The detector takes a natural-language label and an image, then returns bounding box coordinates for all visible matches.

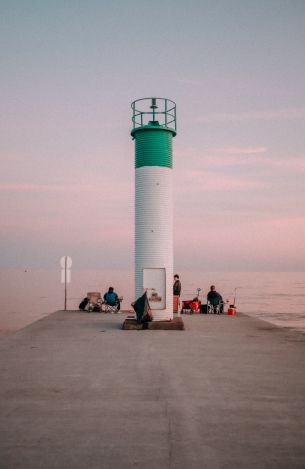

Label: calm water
[0,270,305,335]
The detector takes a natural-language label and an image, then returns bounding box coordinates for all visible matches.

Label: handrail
[131,97,177,133]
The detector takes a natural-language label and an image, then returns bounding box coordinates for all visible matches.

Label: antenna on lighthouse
[150,98,158,121]
[150,98,158,108]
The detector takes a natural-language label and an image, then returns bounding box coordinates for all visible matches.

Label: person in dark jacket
[173,274,182,313]
[173,274,181,296]
[207,285,223,313]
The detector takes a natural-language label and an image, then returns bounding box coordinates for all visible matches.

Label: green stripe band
[132,127,174,169]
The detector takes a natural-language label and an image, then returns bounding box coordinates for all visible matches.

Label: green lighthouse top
[131,97,177,138]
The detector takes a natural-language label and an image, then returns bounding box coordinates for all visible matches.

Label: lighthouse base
[122,316,184,331]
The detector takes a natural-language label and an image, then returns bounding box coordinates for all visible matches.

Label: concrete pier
[1,311,305,468]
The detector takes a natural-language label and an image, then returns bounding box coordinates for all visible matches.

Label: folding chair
[207,301,223,314]
[101,297,123,313]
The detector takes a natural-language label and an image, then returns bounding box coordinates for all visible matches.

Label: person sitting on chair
[103,287,120,311]
[207,285,223,314]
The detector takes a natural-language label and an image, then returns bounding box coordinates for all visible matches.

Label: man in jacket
[173,274,181,296]
[207,285,223,313]
[173,274,181,313]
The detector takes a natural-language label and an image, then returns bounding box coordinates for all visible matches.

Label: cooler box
[227,306,237,315]
[182,300,200,313]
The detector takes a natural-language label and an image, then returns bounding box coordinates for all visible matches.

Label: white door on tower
[143,268,166,310]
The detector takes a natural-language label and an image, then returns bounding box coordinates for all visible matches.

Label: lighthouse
[131,98,177,321]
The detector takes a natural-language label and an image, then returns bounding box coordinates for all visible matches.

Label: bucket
[227,305,237,315]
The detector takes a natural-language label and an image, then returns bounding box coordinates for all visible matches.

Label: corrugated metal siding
[135,129,172,169]
[135,166,173,320]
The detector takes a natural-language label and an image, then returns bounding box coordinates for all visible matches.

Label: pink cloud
[175,147,199,159]
[175,146,267,160]
[175,147,268,169]
[202,155,267,167]
[0,179,134,248]
[176,148,304,173]
[174,214,305,269]
[209,146,267,154]
[201,107,305,123]
[0,183,94,193]
[0,181,133,195]
[174,169,266,192]
[271,158,305,172]
[259,215,305,228]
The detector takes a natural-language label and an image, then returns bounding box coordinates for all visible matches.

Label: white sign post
[60,256,72,311]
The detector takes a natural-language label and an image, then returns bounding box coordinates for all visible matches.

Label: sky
[1,0,305,272]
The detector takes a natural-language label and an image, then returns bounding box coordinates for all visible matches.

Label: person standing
[173,274,181,313]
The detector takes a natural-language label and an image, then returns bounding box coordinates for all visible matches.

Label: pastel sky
[1,0,304,272]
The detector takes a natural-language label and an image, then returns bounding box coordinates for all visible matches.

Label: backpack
[79,297,89,310]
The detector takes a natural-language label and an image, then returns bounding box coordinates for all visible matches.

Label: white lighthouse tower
[131,98,177,321]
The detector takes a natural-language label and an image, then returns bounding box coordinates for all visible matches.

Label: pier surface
[1,311,305,469]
